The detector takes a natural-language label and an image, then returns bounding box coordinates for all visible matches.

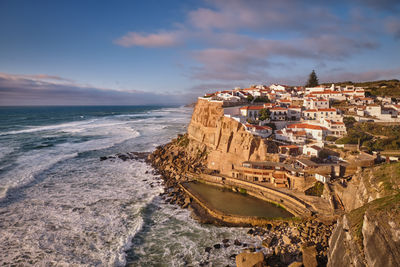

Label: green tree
[247,95,254,102]
[305,70,319,87]
[259,108,271,121]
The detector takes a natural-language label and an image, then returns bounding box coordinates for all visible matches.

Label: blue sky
[0,0,399,105]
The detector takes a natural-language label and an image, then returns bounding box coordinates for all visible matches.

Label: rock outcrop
[327,163,400,267]
[187,99,278,175]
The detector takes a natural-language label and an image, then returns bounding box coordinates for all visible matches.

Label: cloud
[188,34,378,82]
[385,17,400,39]
[114,31,181,47]
[320,68,400,83]
[0,73,193,106]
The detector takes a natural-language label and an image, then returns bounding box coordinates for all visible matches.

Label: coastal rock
[262,236,277,248]
[205,247,212,253]
[234,239,242,246]
[301,243,318,267]
[213,244,221,249]
[282,234,292,245]
[236,252,264,267]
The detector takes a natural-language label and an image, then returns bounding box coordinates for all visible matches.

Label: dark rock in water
[230,253,237,259]
[242,243,248,247]
[247,229,254,235]
[100,156,107,161]
[222,239,229,244]
[205,247,212,253]
[213,244,221,249]
[266,223,273,230]
[234,239,242,246]
[224,244,230,248]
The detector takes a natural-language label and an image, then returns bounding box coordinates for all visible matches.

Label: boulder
[213,244,221,249]
[301,243,318,267]
[282,234,292,245]
[288,261,303,267]
[236,252,265,267]
[262,236,278,248]
[234,239,242,246]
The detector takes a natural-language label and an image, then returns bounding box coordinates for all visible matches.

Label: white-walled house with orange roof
[270,107,288,121]
[302,108,343,122]
[287,123,329,141]
[239,106,264,119]
[244,124,272,138]
[303,98,330,109]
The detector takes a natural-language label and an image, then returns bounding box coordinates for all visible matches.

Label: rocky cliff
[328,163,400,267]
[187,99,278,175]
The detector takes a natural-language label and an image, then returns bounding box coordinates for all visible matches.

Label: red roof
[245,124,272,130]
[270,107,288,111]
[240,106,264,110]
[288,123,328,131]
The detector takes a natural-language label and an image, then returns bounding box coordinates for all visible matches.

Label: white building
[303,98,330,109]
[287,106,302,121]
[315,173,330,183]
[270,107,288,121]
[287,123,329,141]
[322,119,347,137]
[303,145,322,157]
[303,108,342,122]
[239,106,264,119]
[244,124,272,138]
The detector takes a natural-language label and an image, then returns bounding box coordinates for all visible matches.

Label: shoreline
[145,141,336,266]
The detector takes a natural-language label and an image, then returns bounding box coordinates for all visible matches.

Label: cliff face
[334,163,400,211]
[328,163,400,267]
[187,99,278,175]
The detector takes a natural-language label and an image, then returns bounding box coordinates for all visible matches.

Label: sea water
[0,106,260,266]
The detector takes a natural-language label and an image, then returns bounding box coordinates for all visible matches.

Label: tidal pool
[185,182,294,218]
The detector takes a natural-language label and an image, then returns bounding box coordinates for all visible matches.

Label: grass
[305,181,324,197]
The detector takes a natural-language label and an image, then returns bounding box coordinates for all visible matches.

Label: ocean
[0,106,259,266]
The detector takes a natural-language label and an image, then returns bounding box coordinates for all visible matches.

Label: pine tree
[305,70,319,87]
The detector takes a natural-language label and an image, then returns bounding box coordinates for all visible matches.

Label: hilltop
[322,79,400,97]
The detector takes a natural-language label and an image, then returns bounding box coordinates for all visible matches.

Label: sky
[0,0,399,105]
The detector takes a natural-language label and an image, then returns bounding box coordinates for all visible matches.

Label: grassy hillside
[322,79,400,97]
[336,122,400,151]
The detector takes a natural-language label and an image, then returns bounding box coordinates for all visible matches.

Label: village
[198,81,400,203]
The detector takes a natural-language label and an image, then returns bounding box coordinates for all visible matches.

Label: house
[302,108,342,122]
[303,145,322,157]
[303,98,330,109]
[308,91,347,101]
[287,123,329,141]
[275,129,307,144]
[350,97,374,106]
[315,173,330,183]
[270,107,288,121]
[239,106,264,118]
[244,124,272,138]
[287,106,302,121]
[294,158,319,169]
[277,99,292,107]
[365,105,381,117]
[322,119,347,137]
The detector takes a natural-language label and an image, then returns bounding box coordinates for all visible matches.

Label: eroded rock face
[362,212,400,267]
[187,99,278,175]
[327,216,366,267]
